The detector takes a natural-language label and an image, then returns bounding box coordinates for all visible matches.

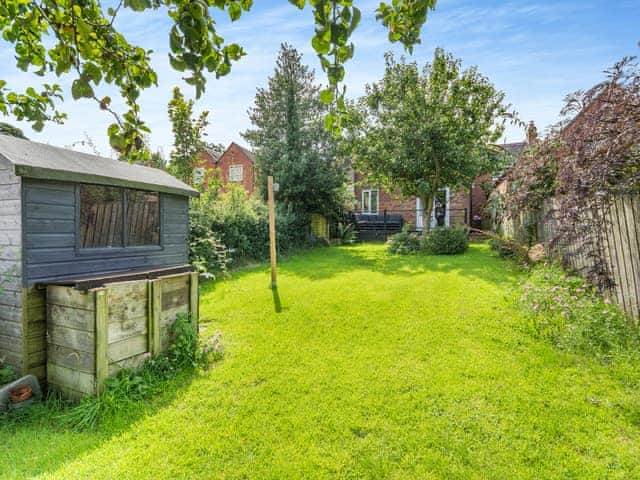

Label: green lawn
[2,243,640,479]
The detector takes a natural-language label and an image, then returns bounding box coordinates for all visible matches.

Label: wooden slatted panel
[105,281,149,367]
[533,194,640,324]
[46,285,97,396]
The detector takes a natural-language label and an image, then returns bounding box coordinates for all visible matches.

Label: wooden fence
[511,194,640,322]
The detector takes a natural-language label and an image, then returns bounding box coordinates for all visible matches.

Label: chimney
[526,121,538,145]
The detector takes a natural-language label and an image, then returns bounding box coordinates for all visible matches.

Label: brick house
[351,140,527,231]
[196,142,255,194]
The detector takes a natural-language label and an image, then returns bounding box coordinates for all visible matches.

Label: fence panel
[530,194,640,323]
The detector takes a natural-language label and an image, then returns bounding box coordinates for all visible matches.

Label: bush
[519,264,640,363]
[336,222,357,245]
[209,186,308,266]
[188,189,229,279]
[423,226,468,254]
[387,229,422,255]
[489,235,530,265]
[0,360,15,385]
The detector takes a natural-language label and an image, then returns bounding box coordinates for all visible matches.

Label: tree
[0,1,436,161]
[148,150,168,170]
[167,87,209,186]
[0,122,27,139]
[506,55,640,290]
[243,44,346,218]
[349,49,512,233]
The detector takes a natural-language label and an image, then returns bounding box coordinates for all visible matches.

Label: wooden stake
[268,175,277,288]
[95,288,108,395]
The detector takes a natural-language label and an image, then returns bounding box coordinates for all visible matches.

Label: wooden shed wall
[0,155,23,372]
[22,178,189,286]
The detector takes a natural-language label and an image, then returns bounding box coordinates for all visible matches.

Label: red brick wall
[197,143,255,195]
[449,188,470,225]
[195,150,218,189]
[353,173,476,228]
[218,143,255,195]
[353,173,417,226]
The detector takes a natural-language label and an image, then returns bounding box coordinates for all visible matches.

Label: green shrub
[519,264,640,362]
[0,360,15,385]
[489,236,530,265]
[387,229,422,255]
[209,186,308,266]
[189,189,229,279]
[337,222,357,245]
[423,226,468,254]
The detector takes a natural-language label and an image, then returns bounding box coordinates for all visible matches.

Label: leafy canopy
[349,49,512,231]
[243,43,346,219]
[167,87,209,185]
[506,55,640,289]
[0,122,27,139]
[0,0,436,162]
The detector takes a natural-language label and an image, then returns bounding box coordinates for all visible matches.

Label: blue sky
[1,0,638,157]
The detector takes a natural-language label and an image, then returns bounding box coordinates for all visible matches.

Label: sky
[0,0,638,158]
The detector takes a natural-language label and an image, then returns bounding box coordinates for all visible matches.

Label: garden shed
[0,135,199,398]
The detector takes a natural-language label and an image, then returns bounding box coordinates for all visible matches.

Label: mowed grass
[2,243,640,479]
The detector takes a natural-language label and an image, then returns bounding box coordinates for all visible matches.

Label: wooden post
[268,175,277,288]
[150,279,162,355]
[189,272,199,331]
[95,288,108,395]
[21,289,29,376]
[147,280,154,355]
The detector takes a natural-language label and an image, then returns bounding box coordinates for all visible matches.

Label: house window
[362,189,379,214]
[193,167,205,184]
[79,185,160,249]
[229,164,243,182]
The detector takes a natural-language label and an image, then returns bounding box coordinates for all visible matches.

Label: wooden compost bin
[46,272,198,399]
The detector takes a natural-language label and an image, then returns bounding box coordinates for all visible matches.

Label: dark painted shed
[0,135,198,383]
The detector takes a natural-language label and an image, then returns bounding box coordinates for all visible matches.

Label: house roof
[235,143,254,163]
[0,134,198,197]
[202,146,221,163]
[221,142,254,163]
[497,141,527,157]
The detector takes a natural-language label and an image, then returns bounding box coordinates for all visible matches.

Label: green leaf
[311,35,330,55]
[71,79,94,100]
[228,3,241,21]
[320,88,334,104]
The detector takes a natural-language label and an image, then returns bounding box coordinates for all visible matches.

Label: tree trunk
[421,193,435,235]
[422,160,441,235]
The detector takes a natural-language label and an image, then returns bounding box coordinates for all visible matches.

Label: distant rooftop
[0,134,198,197]
[498,141,527,157]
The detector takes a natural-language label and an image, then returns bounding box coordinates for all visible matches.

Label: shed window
[79,185,160,249]
[80,185,124,248]
[126,190,160,246]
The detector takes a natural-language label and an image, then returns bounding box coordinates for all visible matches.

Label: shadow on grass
[0,370,201,479]
[272,286,282,313]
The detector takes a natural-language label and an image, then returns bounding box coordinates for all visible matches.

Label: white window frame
[193,167,205,184]
[229,164,243,182]
[416,187,450,231]
[361,188,379,214]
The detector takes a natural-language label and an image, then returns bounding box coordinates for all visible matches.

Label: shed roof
[0,134,198,197]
